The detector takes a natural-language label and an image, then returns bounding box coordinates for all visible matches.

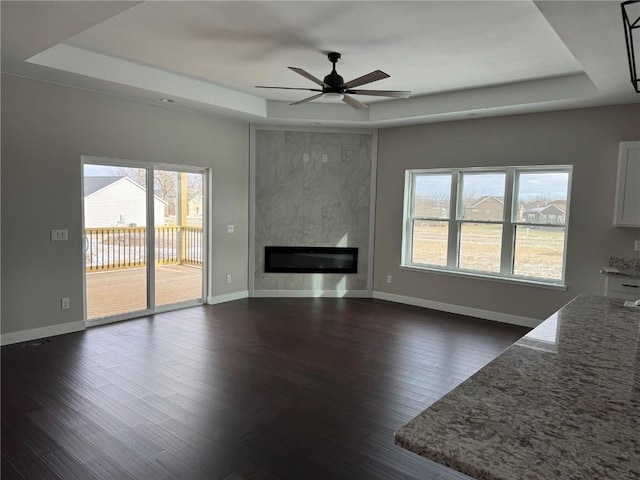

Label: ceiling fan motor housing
[323,73,345,91]
[324,52,345,92]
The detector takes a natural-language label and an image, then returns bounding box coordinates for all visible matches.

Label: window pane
[459,223,502,273]
[414,174,451,218]
[459,173,505,221]
[515,172,569,225]
[412,220,448,266]
[514,226,565,280]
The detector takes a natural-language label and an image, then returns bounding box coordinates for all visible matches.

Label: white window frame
[402,165,572,288]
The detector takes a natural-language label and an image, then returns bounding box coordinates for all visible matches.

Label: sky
[84,164,123,176]
[415,171,569,200]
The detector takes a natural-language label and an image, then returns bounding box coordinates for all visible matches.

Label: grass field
[411,222,565,280]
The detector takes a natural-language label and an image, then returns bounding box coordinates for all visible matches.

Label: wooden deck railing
[85,226,202,272]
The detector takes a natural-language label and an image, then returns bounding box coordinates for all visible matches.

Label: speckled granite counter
[605,256,640,278]
[395,295,639,480]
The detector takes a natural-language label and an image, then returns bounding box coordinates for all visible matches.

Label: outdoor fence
[85,226,203,271]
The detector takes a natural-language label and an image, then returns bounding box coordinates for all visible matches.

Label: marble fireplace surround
[251,127,376,296]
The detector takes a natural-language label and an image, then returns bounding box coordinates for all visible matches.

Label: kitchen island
[395,295,639,480]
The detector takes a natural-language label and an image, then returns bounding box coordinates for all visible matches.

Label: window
[403,166,571,285]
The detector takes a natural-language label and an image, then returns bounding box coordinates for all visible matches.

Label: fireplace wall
[253,129,374,293]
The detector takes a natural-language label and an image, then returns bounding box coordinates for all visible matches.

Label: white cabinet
[605,275,640,301]
[613,141,640,227]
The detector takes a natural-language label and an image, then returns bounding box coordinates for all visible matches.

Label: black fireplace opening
[265,246,358,274]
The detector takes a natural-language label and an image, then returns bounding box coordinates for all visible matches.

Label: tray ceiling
[2,1,638,127]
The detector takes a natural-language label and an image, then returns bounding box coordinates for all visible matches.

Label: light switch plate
[51,229,68,241]
[227,225,234,233]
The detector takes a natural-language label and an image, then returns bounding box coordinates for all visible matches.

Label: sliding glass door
[83,159,206,324]
[83,164,149,319]
[153,169,204,308]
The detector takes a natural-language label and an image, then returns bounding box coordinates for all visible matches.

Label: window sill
[399,264,568,291]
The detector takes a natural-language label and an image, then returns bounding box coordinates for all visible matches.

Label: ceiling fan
[256,52,411,110]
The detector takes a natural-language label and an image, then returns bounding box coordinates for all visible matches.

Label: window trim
[402,165,572,287]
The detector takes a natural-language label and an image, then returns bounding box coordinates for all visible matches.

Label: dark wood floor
[2,298,528,480]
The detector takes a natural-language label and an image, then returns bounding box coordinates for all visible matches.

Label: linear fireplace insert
[265,246,358,274]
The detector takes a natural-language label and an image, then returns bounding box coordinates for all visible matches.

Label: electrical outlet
[322,154,328,163]
[227,225,234,234]
[226,274,232,284]
[303,153,309,163]
[635,240,640,252]
[61,298,70,310]
[386,275,392,284]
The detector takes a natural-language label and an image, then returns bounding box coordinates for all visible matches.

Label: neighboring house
[188,193,203,218]
[84,176,167,227]
[521,203,566,224]
[463,196,504,221]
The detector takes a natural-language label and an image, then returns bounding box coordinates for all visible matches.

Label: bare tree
[186,174,202,202]
[109,167,146,188]
[153,170,177,203]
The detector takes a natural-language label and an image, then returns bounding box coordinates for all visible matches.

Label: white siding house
[84,176,167,227]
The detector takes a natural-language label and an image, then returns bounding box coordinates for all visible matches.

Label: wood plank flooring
[1,298,529,480]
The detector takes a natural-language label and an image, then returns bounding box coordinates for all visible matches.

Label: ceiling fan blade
[288,67,329,87]
[346,89,411,98]
[256,86,323,92]
[342,70,390,89]
[290,93,324,106]
[342,94,368,110]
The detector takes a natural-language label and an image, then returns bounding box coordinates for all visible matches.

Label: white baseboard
[1,320,86,346]
[372,291,540,328]
[207,290,249,305]
[252,290,371,298]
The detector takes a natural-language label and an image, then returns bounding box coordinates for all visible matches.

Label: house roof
[84,175,169,204]
[524,204,566,214]
[84,176,124,197]
[466,196,504,208]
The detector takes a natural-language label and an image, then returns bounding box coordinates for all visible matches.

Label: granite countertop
[601,269,640,278]
[395,294,640,480]
[601,256,640,278]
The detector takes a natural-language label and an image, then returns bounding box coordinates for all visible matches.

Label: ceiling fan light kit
[622,0,640,92]
[256,51,412,109]
[323,92,345,102]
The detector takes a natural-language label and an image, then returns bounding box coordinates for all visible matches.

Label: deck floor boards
[86,265,203,319]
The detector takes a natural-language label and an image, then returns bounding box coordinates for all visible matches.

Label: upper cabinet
[614,141,640,227]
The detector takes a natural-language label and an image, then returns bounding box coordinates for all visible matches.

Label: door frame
[81,156,209,327]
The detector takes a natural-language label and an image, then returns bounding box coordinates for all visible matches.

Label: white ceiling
[2,1,638,127]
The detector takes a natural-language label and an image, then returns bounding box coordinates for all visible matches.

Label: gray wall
[375,104,640,321]
[3,73,638,337]
[254,130,372,292]
[1,74,249,337]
